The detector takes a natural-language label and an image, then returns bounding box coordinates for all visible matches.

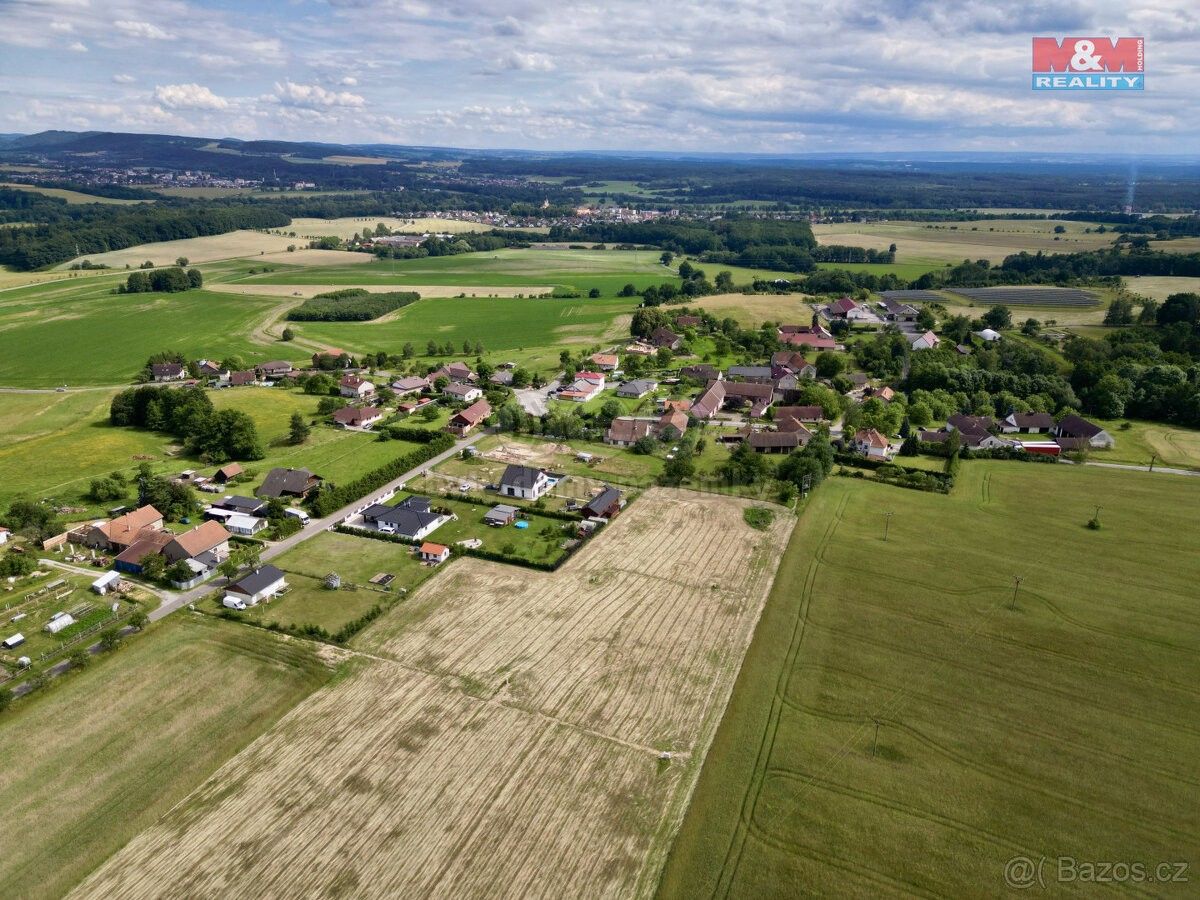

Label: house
[605,417,654,447]
[748,429,809,453]
[674,314,702,328]
[339,374,375,399]
[976,328,1002,342]
[865,385,896,403]
[227,370,257,387]
[1000,412,1055,434]
[225,565,288,607]
[500,464,552,500]
[224,514,267,537]
[779,331,837,351]
[391,375,429,395]
[256,467,321,499]
[164,520,231,564]
[727,365,773,384]
[113,530,175,574]
[150,362,185,382]
[489,370,513,386]
[648,326,681,350]
[432,361,476,384]
[256,360,294,380]
[771,352,816,379]
[582,486,622,519]
[589,353,619,371]
[656,409,689,439]
[443,382,483,403]
[826,297,864,319]
[617,379,657,398]
[846,372,870,389]
[1053,415,1114,449]
[312,349,352,368]
[690,381,726,420]
[775,405,824,426]
[333,406,384,429]
[419,542,451,565]
[484,504,519,527]
[680,364,721,382]
[558,372,605,402]
[447,398,491,436]
[779,323,833,339]
[947,413,1007,450]
[659,398,691,413]
[197,360,226,378]
[690,380,773,419]
[909,331,941,351]
[213,463,243,484]
[852,428,892,460]
[91,571,121,595]
[82,505,163,552]
[362,495,450,540]
[879,298,920,322]
[213,495,266,516]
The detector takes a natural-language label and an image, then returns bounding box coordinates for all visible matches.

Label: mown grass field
[0,615,336,900]
[1089,418,1200,471]
[0,182,146,205]
[1123,275,1200,301]
[659,462,1200,897]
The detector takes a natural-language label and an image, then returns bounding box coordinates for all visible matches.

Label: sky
[0,0,1198,154]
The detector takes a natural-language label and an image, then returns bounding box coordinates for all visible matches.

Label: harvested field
[689,292,816,326]
[1123,275,1200,301]
[948,286,1099,306]
[72,490,793,900]
[209,281,552,299]
[287,216,499,238]
[55,230,298,269]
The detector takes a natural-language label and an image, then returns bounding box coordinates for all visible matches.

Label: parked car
[223,598,248,611]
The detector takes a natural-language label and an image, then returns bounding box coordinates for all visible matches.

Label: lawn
[658,461,1200,897]
[234,531,435,633]
[0,615,335,900]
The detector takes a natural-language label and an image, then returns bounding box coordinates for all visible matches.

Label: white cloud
[68,40,87,52]
[270,81,366,109]
[154,83,230,111]
[339,76,358,86]
[112,73,136,84]
[113,20,175,41]
[497,51,555,72]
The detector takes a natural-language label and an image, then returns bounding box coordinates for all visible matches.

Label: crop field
[877,288,944,303]
[0,616,336,900]
[659,462,1200,897]
[56,230,301,270]
[686,293,815,326]
[286,216,503,238]
[948,286,1099,306]
[209,281,550,299]
[73,491,793,899]
[1123,275,1200,301]
[813,219,1113,265]
[0,182,145,205]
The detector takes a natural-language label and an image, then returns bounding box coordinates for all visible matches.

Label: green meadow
[659,461,1200,897]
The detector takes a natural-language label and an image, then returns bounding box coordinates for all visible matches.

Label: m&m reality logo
[1032,37,1144,91]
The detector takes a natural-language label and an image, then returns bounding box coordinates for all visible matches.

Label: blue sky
[0,0,1196,153]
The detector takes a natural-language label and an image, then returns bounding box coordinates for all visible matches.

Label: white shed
[92,571,121,595]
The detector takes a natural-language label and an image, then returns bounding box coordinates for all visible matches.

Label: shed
[91,571,122,595]
[484,505,519,527]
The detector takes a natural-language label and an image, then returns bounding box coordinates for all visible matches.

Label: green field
[659,462,1200,897]
[1089,418,1200,471]
[0,182,146,205]
[814,260,946,280]
[0,615,335,900]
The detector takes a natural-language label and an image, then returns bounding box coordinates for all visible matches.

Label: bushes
[286,289,420,322]
[743,507,774,530]
[308,434,456,516]
[381,425,447,444]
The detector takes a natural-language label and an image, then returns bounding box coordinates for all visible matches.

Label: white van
[223,598,248,611]
[283,508,310,526]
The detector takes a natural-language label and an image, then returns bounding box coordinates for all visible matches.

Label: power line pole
[883,511,894,542]
[871,717,881,757]
[1010,575,1023,611]
[1149,453,1157,473]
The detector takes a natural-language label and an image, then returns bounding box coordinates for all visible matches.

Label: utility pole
[871,717,881,757]
[1010,575,1023,611]
[1149,453,1157,473]
[883,511,894,542]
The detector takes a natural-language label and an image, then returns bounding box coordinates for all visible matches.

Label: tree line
[109,383,265,462]
[286,289,420,322]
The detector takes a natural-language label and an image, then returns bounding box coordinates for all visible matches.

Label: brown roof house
[604,417,654,447]
[1053,415,1114,449]
[332,406,384,429]
[649,327,681,350]
[446,398,491,437]
[163,520,231,565]
[81,505,163,551]
[257,468,322,499]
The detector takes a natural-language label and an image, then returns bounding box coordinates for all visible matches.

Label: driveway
[515,379,559,417]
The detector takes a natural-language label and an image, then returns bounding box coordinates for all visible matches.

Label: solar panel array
[878,290,944,302]
[948,287,1099,307]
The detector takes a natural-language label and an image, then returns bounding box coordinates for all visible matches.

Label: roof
[618,379,657,394]
[485,504,519,520]
[332,406,382,426]
[443,382,479,398]
[770,351,812,371]
[830,297,859,315]
[1006,412,1055,429]
[170,520,231,558]
[680,364,720,380]
[257,467,319,498]
[490,371,513,385]
[103,505,163,546]
[656,409,689,435]
[606,417,654,443]
[590,353,619,366]
[225,513,263,531]
[339,374,371,389]
[228,370,256,386]
[722,381,774,401]
[584,486,622,514]
[976,328,1002,341]
[450,398,491,426]
[114,529,174,565]
[229,565,286,596]
[420,542,449,555]
[1056,414,1103,439]
[749,430,805,449]
[363,496,444,537]
[218,495,263,512]
[649,326,680,346]
[728,365,772,380]
[151,362,183,377]
[948,413,996,437]
[690,381,726,419]
[214,463,243,480]
[910,330,940,347]
[501,464,546,489]
[392,376,429,391]
[315,348,346,358]
[779,332,837,350]
[854,428,890,449]
[919,429,951,443]
[257,359,293,372]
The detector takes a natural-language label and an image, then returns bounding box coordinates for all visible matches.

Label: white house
[224,565,288,608]
[558,372,605,402]
[419,542,451,564]
[339,375,375,399]
[443,383,483,403]
[852,428,892,460]
[225,513,268,536]
[499,464,552,500]
[909,330,941,351]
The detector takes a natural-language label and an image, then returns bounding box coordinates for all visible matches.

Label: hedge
[381,425,447,444]
[309,433,456,516]
[834,453,953,483]
[335,522,573,572]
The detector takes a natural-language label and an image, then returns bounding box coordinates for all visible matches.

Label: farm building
[212,495,266,516]
[419,542,451,564]
[1053,415,1114,449]
[225,565,288,607]
[1020,441,1062,458]
[361,496,450,540]
[976,328,1002,342]
[680,364,721,382]
[91,571,122,595]
[947,414,1009,450]
[500,465,552,501]
[484,504,519,527]
[775,405,824,426]
[213,463,243,484]
[490,370,513,386]
[2,633,24,649]
[778,331,837,351]
[391,375,430,395]
[332,406,384,429]
[150,362,185,382]
[164,520,231,564]
[909,331,941,351]
[727,366,773,384]
[1000,412,1055,434]
[446,398,491,436]
[656,409,689,439]
[45,613,76,635]
[747,429,809,454]
[339,375,375,399]
[257,468,322,500]
[649,327,682,350]
[226,370,257,387]
[582,487,623,519]
[770,352,816,379]
[443,382,483,403]
[617,379,657,398]
[80,505,163,552]
[113,530,175,574]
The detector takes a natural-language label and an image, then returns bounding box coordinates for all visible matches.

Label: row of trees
[118,266,203,294]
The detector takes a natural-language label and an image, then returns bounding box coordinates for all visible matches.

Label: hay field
[689,293,815,325]
[813,219,1115,264]
[72,491,793,900]
[1123,275,1200,301]
[288,216,496,238]
[0,182,145,205]
[209,281,552,299]
[55,230,299,269]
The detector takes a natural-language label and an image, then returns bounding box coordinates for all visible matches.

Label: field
[686,293,815,327]
[0,182,145,205]
[814,260,945,280]
[56,230,301,269]
[659,462,1200,897]
[209,281,551,299]
[0,615,336,900]
[1089,419,1200,471]
[72,491,793,898]
[286,216,505,238]
[1123,275,1200,301]
[813,219,1114,265]
[948,286,1099,307]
